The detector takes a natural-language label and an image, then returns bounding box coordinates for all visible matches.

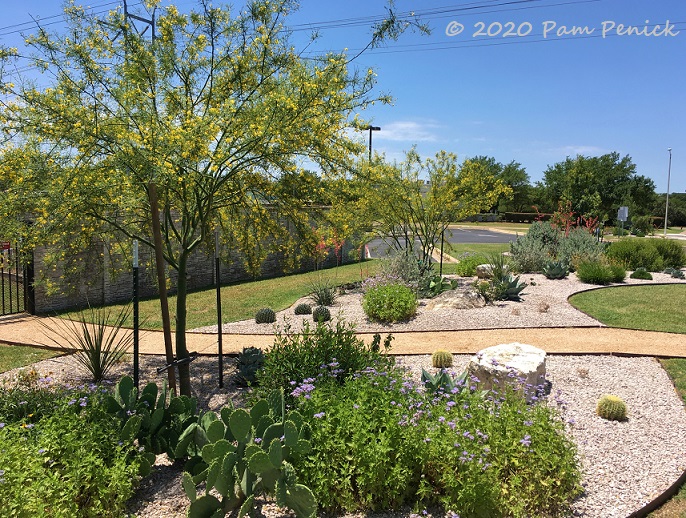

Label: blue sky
[2,0,684,192]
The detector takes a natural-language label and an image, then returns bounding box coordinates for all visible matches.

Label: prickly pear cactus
[179,389,317,518]
[596,394,627,421]
[431,349,453,368]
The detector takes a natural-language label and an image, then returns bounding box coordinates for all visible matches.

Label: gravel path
[194,272,684,335]
[4,350,686,518]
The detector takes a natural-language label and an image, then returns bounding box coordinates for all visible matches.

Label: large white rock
[425,289,486,310]
[467,343,546,402]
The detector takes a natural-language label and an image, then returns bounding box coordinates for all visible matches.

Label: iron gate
[0,242,29,316]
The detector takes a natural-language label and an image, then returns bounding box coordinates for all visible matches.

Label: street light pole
[367,125,380,161]
[664,148,673,236]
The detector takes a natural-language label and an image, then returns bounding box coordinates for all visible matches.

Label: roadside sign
[617,206,628,222]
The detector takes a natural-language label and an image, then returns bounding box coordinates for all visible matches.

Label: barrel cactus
[294,303,312,315]
[431,349,453,368]
[312,305,331,323]
[255,308,276,324]
[596,394,627,421]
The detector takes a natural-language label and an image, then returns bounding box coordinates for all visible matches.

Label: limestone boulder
[467,343,546,402]
[425,288,487,310]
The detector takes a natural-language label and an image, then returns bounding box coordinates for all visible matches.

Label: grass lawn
[0,343,60,373]
[61,261,380,330]
[452,221,531,233]
[570,284,686,516]
[442,242,511,258]
[568,284,686,334]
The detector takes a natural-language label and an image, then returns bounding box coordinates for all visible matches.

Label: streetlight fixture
[367,125,380,161]
[664,148,673,236]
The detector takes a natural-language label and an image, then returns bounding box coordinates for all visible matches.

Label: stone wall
[32,238,360,314]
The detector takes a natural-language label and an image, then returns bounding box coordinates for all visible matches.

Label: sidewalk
[2,313,685,358]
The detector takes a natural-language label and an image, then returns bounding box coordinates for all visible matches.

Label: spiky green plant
[542,260,568,280]
[431,350,453,368]
[41,304,133,382]
[312,306,331,323]
[294,303,312,315]
[629,268,653,280]
[596,394,627,421]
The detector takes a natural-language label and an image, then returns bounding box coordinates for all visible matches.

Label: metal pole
[439,229,444,277]
[133,239,139,391]
[664,148,673,237]
[215,229,223,388]
[367,125,380,161]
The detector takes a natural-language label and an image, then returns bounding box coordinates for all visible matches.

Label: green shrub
[312,305,331,323]
[293,365,582,516]
[652,238,686,269]
[629,267,653,280]
[0,384,144,517]
[256,321,393,400]
[294,302,312,315]
[576,260,624,285]
[631,215,654,235]
[596,394,627,421]
[431,349,453,368]
[509,221,559,273]
[557,227,605,270]
[309,276,338,306]
[606,239,664,271]
[363,283,418,323]
[511,222,605,273]
[455,253,487,277]
[255,307,276,324]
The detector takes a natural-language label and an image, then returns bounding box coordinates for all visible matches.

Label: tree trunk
[175,251,192,396]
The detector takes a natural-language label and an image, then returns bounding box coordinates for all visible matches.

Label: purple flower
[520,435,531,447]
[313,412,325,419]
[254,438,262,444]
[0,423,4,429]
[38,448,45,454]
[353,404,359,409]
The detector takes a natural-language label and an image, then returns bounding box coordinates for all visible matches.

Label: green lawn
[0,344,59,373]
[61,261,380,330]
[568,284,686,334]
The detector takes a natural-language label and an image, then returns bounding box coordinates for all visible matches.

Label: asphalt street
[365,228,516,259]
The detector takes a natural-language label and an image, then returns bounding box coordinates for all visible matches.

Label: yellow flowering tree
[330,150,511,272]
[0,0,423,395]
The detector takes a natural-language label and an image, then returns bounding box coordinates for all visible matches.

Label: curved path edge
[1,313,685,358]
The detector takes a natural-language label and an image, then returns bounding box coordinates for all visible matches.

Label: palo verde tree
[333,149,510,272]
[0,0,424,395]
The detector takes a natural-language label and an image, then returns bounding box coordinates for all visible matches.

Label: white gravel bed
[193,272,686,335]
[3,351,686,518]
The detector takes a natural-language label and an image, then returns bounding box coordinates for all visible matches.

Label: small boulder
[425,288,486,310]
[467,343,546,402]
[476,263,510,279]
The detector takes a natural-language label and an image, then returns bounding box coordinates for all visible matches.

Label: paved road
[365,228,516,259]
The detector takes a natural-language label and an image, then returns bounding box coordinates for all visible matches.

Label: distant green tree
[540,153,656,222]
[467,156,531,213]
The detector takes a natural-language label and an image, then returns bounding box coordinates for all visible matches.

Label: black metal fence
[0,242,28,316]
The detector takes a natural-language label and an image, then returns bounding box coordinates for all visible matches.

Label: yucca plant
[41,304,134,382]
